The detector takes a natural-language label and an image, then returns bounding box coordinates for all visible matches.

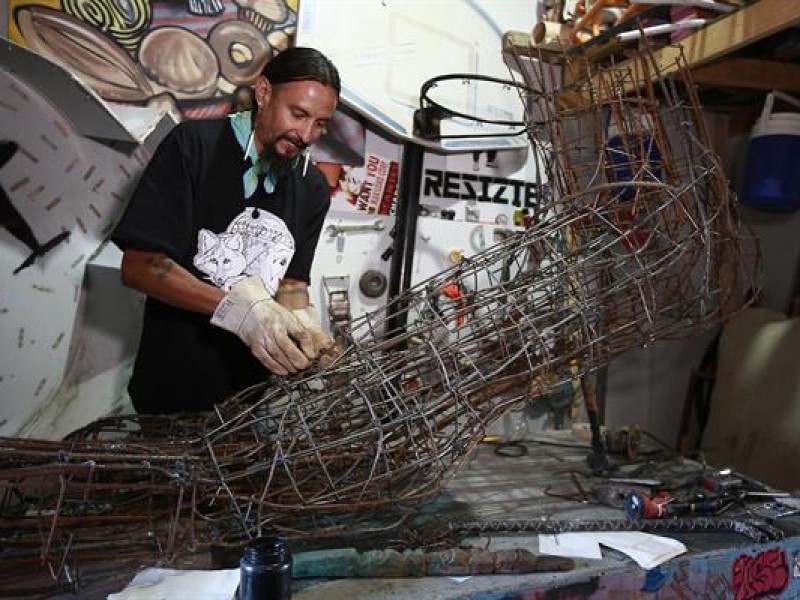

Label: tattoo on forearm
[150,256,174,280]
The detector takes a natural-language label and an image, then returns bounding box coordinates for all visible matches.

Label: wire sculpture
[0,44,759,587]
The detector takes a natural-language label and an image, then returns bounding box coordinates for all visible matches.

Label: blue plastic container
[742,91,800,212]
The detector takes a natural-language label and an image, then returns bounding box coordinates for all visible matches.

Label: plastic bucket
[742,91,800,212]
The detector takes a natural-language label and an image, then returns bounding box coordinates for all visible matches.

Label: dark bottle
[237,535,292,600]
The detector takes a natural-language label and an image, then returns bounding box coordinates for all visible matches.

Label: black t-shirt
[112,118,330,413]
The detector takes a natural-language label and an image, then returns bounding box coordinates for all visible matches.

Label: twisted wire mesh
[0,46,759,580]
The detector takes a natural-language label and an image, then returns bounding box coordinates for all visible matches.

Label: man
[112,47,340,414]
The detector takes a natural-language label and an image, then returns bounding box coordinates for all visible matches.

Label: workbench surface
[10,438,800,599]
[290,438,800,599]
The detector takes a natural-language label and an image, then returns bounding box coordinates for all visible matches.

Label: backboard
[296,0,537,152]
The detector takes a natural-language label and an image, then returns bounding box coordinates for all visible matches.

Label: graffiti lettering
[733,547,789,600]
[422,169,542,208]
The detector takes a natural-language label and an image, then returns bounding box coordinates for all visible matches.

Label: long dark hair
[261,46,340,96]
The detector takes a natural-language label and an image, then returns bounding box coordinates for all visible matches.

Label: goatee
[261,147,296,179]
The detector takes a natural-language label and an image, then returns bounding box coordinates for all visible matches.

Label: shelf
[571,0,800,94]
[615,0,800,80]
[503,0,800,110]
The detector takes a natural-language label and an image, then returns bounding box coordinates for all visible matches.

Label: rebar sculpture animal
[0,46,758,587]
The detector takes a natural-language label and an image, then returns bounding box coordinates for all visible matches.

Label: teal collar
[229,110,277,198]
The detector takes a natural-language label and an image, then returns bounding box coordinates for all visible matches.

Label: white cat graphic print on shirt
[192,207,295,294]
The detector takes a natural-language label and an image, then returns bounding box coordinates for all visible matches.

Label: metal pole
[386,141,424,338]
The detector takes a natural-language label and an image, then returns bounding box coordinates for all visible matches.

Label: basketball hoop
[414,73,536,140]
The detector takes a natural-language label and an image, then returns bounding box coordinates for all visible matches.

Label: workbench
[288,440,800,600]
[23,437,800,600]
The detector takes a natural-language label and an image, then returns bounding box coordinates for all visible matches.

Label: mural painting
[8,0,298,119]
[6,0,371,182]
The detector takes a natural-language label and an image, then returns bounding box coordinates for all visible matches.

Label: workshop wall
[4,0,798,456]
[1,0,552,441]
[703,307,800,489]
[606,112,800,453]
[310,125,542,336]
[0,40,175,439]
[311,125,400,331]
[296,0,536,150]
[300,0,543,336]
[690,116,800,488]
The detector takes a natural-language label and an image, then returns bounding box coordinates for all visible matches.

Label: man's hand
[291,305,341,369]
[211,275,315,375]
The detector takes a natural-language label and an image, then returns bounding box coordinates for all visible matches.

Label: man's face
[253,77,338,162]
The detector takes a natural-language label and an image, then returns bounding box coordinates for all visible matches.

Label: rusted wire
[0,45,759,590]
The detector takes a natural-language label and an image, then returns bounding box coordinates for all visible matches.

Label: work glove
[290,304,341,369]
[211,275,314,376]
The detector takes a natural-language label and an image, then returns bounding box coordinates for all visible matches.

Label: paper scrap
[539,533,603,560]
[538,531,687,569]
[594,531,687,570]
[107,567,239,600]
